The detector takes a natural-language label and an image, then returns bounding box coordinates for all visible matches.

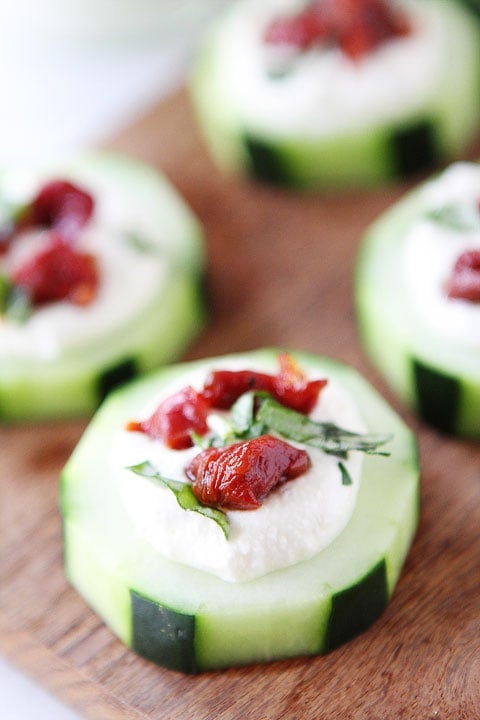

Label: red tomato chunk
[126,386,210,450]
[263,0,410,60]
[274,351,327,414]
[203,352,327,415]
[0,179,95,256]
[127,354,327,448]
[186,435,311,510]
[446,249,480,302]
[12,235,98,306]
[201,369,276,409]
[264,7,328,49]
[27,179,94,241]
[1,178,97,306]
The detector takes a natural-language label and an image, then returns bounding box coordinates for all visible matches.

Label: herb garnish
[0,275,32,323]
[124,231,160,255]
[338,461,353,486]
[191,392,392,488]
[256,397,392,459]
[230,390,266,439]
[127,460,230,539]
[425,204,480,233]
[127,390,391,536]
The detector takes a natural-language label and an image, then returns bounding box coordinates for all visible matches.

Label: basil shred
[425,203,480,233]
[0,275,32,323]
[127,460,230,540]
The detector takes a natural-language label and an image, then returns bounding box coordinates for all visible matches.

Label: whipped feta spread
[214,0,455,138]
[404,163,480,347]
[0,166,168,360]
[114,357,366,582]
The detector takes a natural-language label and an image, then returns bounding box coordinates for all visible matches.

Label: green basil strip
[127,460,230,540]
[230,391,256,433]
[0,274,10,313]
[257,398,392,458]
[229,390,267,440]
[124,231,161,255]
[425,204,480,232]
[338,461,353,486]
[0,275,32,323]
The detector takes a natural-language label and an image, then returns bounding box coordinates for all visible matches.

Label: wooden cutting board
[1,91,479,720]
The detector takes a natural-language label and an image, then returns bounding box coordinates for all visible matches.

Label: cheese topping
[0,166,169,360]
[114,357,365,583]
[213,0,452,138]
[404,163,480,347]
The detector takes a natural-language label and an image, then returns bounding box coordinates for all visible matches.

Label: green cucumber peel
[127,460,230,540]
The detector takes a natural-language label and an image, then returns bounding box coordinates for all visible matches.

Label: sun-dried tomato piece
[202,369,276,409]
[263,0,410,60]
[127,386,210,450]
[0,178,95,255]
[264,7,328,49]
[27,179,95,241]
[335,0,410,59]
[186,435,311,510]
[12,235,98,306]
[273,352,328,414]
[202,354,327,414]
[128,356,326,451]
[446,249,480,302]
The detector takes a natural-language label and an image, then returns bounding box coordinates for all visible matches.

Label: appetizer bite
[61,349,419,672]
[356,161,480,436]
[191,0,480,189]
[0,152,205,421]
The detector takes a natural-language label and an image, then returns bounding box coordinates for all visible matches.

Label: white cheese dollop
[404,163,480,347]
[114,357,366,582]
[214,0,451,138]
[0,167,168,360]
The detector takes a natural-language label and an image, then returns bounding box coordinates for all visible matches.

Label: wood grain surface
[1,90,479,720]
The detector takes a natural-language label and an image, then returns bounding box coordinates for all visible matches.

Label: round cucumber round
[60,349,419,673]
[356,161,480,436]
[190,0,480,190]
[0,152,206,422]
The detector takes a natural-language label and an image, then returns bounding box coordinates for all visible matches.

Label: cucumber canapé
[356,161,480,436]
[191,0,480,189]
[61,349,419,672]
[0,152,205,422]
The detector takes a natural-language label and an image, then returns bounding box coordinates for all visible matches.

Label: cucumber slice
[190,0,480,189]
[355,161,480,436]
[61,349,419,672]
[0,152,206,422]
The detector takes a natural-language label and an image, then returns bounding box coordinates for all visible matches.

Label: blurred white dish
[0,0,228,46]
[0,657,81,720]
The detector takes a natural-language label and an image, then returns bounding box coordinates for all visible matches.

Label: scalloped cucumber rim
[61,349,420,672]
[355,167,480,435]
[0,152,206,421]
[190,0,480,189]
